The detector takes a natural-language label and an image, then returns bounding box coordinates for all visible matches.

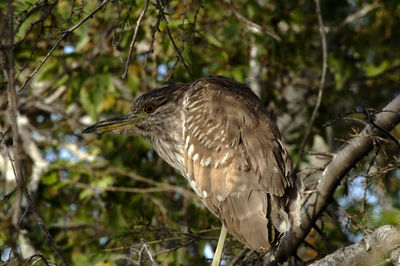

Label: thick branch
[310,225,400,266]
[2,1,70,265]
[270,94,400,264]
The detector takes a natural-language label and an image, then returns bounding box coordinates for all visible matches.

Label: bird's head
[82,84,186,138]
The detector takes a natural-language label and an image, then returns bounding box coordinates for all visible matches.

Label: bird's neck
[150,115,186,176]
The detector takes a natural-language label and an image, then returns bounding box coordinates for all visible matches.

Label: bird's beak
[82,114,143,134]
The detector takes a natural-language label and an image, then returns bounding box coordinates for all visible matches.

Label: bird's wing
[182,76,299,251]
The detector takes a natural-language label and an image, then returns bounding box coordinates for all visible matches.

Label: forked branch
[269,94,400,264]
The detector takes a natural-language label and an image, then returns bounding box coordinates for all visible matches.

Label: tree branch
[295,0,328,168]
[310,225,400,266]
[122,0,150,79]
[18,0,110,93]
[336,3,379,31]
[1,1,70,264]
[269,94,400,264]
[155,0,193,79]
[222,0,281,42]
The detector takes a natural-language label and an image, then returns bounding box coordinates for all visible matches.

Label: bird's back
[181,76,301,251]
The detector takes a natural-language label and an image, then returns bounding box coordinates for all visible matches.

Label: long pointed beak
[82,114,140,134]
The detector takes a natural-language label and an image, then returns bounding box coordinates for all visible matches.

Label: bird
[82,75,302,265]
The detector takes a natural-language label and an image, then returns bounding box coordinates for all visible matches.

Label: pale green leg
[211,223,227,266]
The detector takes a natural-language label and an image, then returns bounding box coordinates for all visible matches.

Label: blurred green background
[1,0,400,264]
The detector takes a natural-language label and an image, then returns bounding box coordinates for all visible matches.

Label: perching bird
[82,75,301,264]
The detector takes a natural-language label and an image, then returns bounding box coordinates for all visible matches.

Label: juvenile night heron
[83,75,301,265]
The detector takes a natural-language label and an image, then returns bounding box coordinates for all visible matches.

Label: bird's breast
[151,132,186,177]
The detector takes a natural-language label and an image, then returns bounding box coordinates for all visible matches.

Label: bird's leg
[212,223,227,266]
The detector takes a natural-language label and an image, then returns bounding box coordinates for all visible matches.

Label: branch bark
[310,225,400,266]
[1,1,70,265]
[268,94,400,264]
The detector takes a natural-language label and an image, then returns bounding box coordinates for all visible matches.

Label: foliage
[1,0,399,265]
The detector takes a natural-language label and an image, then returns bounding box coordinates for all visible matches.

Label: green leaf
[39,58,61,81]
[203,33,222,47]
[80,87,97,120]
[75,25,90,52]
[106,205,127,231]
[0,232,7,247]
[42,172,58,185]
[96,176,113,188]
[363,61,390,77]
[79,188,93,200]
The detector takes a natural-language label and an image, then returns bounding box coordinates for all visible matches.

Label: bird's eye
[144,104,156,114]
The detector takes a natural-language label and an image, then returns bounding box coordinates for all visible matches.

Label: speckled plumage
[85,75,302,252]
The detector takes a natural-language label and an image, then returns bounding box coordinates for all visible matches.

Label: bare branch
[222,0,281,42]
[310,225,400,266]
[361,106,400,150]
[102,227,219,252]
[18,0,110,93]
[52,164,197,200]
[295,0,328,168]
[26,254,51,266]
[337,3,379,31]
[269,94,400,264]
[140,241,157,266]
[155,0,193,79]
[63,179,195,198]
[122,0,150,79]
[192,0,203,38]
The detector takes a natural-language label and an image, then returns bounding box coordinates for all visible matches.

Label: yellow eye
[144,104,156,114]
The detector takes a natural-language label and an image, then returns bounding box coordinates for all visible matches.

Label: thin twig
[362,107,400,150]
[222,0,281,42]
[52,164,197,200]
[192,0,203,39]
[295,0,328,169]
[141,241,157,265]
[322,111,357,127]
[102,227,220,252]
[1,188,16,202]
[155,0,193,79]
[336,3,379,31]
[67,0,77,28]
[336,204,373,234]
[122,0,150,79]
[145,17,161,60]
[181,0,188,51]
[26,254,51,266]
[155,239,194,256]
[325,108,400,149]
[229,247,249,265]
[18,0,110,93]
[63,179,192,195]
[302,240,319,253]
[163,0,190,81]
[308,151,334,158]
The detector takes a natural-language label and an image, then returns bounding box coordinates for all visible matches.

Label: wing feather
[182,76,300,251]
